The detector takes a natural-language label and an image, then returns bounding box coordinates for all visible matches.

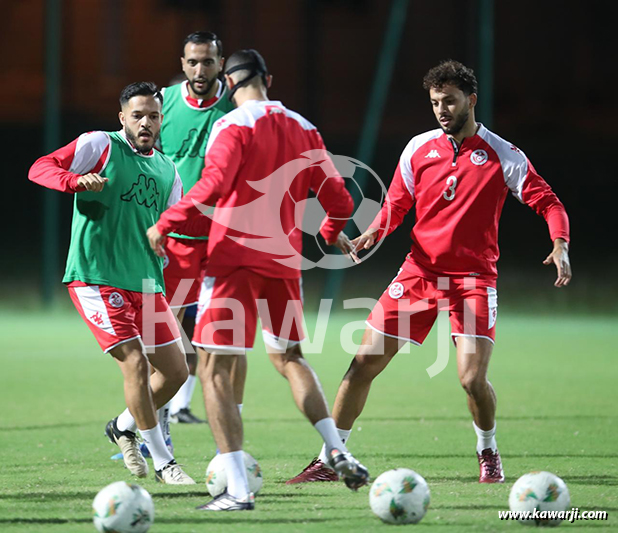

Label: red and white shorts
[162,237,209,309]
[366,269,498,345]
[68,284,181,353]
[193,269,305,353]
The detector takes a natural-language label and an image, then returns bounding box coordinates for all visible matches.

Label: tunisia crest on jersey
[470,149,488,166]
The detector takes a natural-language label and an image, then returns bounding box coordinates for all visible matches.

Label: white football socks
[315,419,351,465]
[140,426,174,471]
[158,401,171,442]
[170,374,197,414]
[473,421,497,453]
[116,403,172,444]
[116,408,137,433]
[220,451,250,500]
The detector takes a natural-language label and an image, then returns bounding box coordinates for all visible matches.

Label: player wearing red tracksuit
[287,60,571,485]
[147,49,369,511]
[363,122,569,345]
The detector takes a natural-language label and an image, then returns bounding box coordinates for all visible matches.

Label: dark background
[1,0,614,312]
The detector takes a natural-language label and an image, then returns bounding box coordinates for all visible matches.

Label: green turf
[0,310,616,532]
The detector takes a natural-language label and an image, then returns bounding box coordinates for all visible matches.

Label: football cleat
[105,418,149,478]
[477,448,505,483]
[196,491,255,511]
[112,437,174,460]
[170,407,206,424]
[328,449,370,490]
[155,460,196,485]
[285,458,339,484]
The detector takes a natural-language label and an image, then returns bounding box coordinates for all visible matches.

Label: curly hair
[422,60,478,96]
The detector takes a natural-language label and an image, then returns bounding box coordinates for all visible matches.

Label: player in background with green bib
[28,82,196,485]
[159,31,247,426]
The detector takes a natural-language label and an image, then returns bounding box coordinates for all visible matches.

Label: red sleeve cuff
[68,174,84,192]
[546,206,570,245]
[156,220,172,236]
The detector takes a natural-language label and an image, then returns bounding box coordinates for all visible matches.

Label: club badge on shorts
[108,292,125,308]
[388,282,405,299]
[470,149,488,165]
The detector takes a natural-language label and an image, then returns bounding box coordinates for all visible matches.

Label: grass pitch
[0,308,616,532]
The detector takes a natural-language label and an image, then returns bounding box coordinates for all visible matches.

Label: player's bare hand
[328,231,360,263]
[351,227,379,253]
[543,238,571,288]
[147,225,167,258]
[77,173,108,192]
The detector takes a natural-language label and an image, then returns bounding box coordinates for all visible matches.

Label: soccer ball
[369,468,430,524]
[509,471,570,526]
[205,451,263,497]
[92,481,154,533]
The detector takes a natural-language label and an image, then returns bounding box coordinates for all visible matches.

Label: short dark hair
[182,31,223,57]
[119,82,163,107]
[225,49,269,81]
[422,60,478,96]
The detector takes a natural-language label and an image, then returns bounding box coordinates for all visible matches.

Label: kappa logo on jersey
[90,311,105,326]
[265,105,284,115]
[425,149,441,159]
[120,174,159,210]
[176,128,207,158]
[510,144,521,153]
[108,292,124,308]
[388,282,405,299]
[470,149,488,166]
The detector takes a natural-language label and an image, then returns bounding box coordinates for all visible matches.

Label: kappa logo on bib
[388,282,405,299]
[108,292,125,308]
[470,149,488,166]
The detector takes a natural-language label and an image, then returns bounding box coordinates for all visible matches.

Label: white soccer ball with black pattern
[508,471,570,526]
[205,451,263,497]
[92,481,154,533]
[290,153,386,270]
[369,468,430,524]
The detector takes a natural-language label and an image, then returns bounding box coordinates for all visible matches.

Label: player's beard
[440,109,469,135]
[189,75,217,97]
[125,127,159,154]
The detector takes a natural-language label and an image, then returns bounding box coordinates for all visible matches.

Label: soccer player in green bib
[159,31,247,426]
[29,82,196,485]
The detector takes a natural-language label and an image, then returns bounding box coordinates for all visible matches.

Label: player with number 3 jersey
[287,60,571,486]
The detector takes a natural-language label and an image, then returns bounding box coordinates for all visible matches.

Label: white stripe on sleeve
[68,131,111,175]
[477,126,529,203]
[166,165,184,208]
[398,129,442,198]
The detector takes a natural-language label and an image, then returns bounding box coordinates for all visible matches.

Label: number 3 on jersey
[443,175,458,201]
